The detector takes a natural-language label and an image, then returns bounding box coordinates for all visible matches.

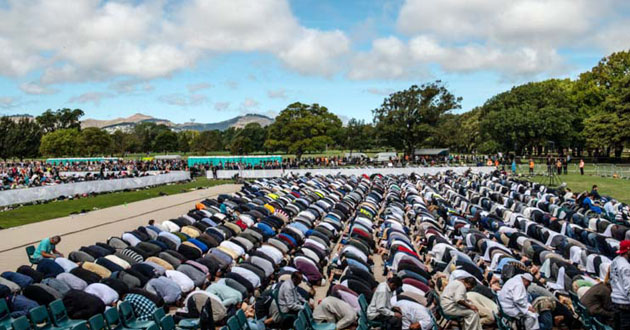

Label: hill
[80,113,273,132]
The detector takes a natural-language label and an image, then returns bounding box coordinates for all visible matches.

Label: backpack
[254,287,274,319]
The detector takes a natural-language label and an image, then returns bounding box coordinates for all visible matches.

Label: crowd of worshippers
[0,159,186,190]
[0,174,385,329]
[3,170,630,330]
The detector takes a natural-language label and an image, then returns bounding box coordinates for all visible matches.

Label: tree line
[1,50,630,160]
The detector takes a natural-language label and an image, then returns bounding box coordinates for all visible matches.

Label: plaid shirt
[124,293,157,321]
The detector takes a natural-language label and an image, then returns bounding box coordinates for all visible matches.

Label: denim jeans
[538,311,553,330]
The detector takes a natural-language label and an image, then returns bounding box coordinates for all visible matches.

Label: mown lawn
[0,178,231,229]
[529,173,630,203]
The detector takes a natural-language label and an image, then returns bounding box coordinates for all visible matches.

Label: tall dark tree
[372,81,461,156]
[344,119,373,153]
[0,117,17,160]
[11,118,43,160]
[79,127,112,156]
[36,108,84,133]
[153,130,179,153]
[236,123,267,153]
[192,130,223,153]
[133,122,171,153]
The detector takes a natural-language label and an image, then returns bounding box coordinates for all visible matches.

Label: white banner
[208,167,494,179]
[60,171,165,177]
[0,171,190,207]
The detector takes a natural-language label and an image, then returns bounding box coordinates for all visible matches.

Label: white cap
[522,273,534,282]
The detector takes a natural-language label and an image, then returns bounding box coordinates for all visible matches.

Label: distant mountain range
[81,113,274,132]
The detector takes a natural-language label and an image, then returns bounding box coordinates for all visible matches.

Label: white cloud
[19,82,58,95]
[67,92,113,105]
[242,98,259,108]
[214,102,230,111]
[349,0,626,80]
[0,0,351,85]
[225,80,239,90]
[396,0,603,45]
[277,28,350,76]
[108,79,153,94]
[0,96,19,109]
[349,37,427,80]
[267,88,288,99]
[364,88,394,96]
[187,82,213,93]
[159,93,207,107]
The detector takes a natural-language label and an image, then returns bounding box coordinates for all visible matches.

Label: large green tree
[264,102,342,158]
[576,50,630,157]
[39,128,80,156]
[480,79,580,155]
[372,81,461,156]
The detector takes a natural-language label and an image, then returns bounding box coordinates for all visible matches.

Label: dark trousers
[374,315,402,330]
[613,303,630,330]
[580,168,584,175]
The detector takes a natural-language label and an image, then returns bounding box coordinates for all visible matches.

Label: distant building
[102,122,137,133]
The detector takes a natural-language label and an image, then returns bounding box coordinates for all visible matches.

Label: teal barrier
[188,155,282,167]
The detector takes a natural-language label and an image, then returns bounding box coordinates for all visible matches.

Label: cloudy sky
[0,0,628,123]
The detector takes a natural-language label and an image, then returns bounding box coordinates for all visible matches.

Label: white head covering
[521,273,534,282]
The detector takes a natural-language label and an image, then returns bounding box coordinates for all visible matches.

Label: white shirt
[342,245,367,263]
[258,245,283,265]
[122,233,141,247]
[161,220,180,232]
[84,283,119,305]
[220,241,245,257]
[394,299,433,330]
[165,270,195,293]
[604,201,616,215]
[231,266,261,288]
[498,275,530,317]
[54,258,78,272]
[610,255,630,304]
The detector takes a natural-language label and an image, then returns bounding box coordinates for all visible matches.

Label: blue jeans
[538,311,553,330]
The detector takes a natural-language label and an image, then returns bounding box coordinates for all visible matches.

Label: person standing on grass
[511,159,517,174]
[563,155,569,174]
[580,159,585,175]
[529,158,535,175]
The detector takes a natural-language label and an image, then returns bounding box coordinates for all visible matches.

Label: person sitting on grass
[32,235,63,262]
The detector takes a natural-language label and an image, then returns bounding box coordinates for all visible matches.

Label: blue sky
[0,0,627,123]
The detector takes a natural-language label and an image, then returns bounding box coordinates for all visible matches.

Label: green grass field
[0,178,231,229]
[529,173,630,203]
